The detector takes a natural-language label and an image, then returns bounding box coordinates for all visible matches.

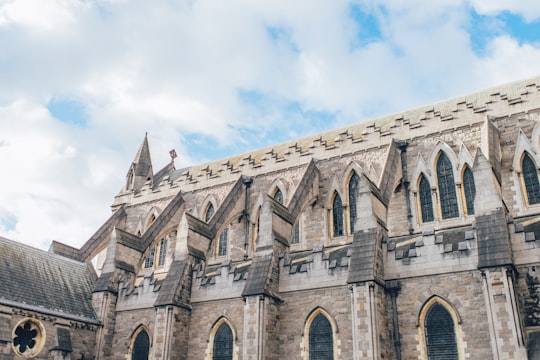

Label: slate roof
[0,237,98,324]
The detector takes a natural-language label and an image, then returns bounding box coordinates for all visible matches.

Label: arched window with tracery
[217,228,228,257]
[419,175,434,223]
[332,193,343,237]
[213,322,233,360]
[309,313,334,360]
[348,172,360,233]
[437,153,459,219]
[424,303,458,360]
[291,221,300,245]
[522,153,540,205]
[462,166,476,215]
[131,328,150,360]
[205,203,215,222]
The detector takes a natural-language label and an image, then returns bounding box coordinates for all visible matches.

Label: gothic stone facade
[3,76,540,359]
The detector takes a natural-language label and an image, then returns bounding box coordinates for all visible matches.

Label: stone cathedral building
[2,75,540,360]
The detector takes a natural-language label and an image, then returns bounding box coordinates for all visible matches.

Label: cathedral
[2,75,540,359]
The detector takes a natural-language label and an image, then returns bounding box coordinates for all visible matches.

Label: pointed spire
[126,133,154,192]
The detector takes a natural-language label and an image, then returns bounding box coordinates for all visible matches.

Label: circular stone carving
[11,318,46,358]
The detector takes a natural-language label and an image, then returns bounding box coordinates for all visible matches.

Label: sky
[1,0,540,250]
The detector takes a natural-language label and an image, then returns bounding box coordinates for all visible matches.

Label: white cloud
[1,0,540,249]
[469,0,540,22]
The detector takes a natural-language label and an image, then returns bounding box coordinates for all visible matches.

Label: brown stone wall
[0,309,97,360]
[279,285,353,360]
[188,298,245,359]
[395,271,492,359]
[110,307,156,360]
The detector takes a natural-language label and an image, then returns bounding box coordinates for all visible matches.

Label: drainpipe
[387,280,402,360]
[243,177,253,259]
[397,141,414,235]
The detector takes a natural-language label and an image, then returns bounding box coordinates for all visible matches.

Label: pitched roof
[0,237,98,324]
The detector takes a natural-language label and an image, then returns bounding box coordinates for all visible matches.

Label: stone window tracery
[348,172,359,234]
[218,228,228,257]
[462,166,476,215]
[157,238,167,267]
[213,322,233,360]
[436,153,459,219]
[205,203,215,222]
[522,152,540,205]
[11,318,45,358]
[144,248,155,268]
[424,303,458,359]
[130,328,150,360]
[419,175,434,223]
[291,221,300,245]
[332,193,343,237]
[308,313,334,360]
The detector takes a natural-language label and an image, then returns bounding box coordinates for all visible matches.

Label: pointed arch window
[218,229,228,257]
[273,188,284,204]
[462,166,476,215]
[144,248,155,268]
[131,329,150,360]
[332,193,343,237]
[348,173,360,233]
[437,153,459,219]
[424,303,458,360]
[291,221,300,245]
[205,203,215,222]
[419,175,434,223]
[157,238,167,267]
[523,153,540,204]
[309,313,334,360]
[213,322,233,360]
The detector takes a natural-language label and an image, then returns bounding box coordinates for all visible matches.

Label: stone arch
[428,141,459,175]
[206,317,238,360]
[128,324,152,360]
[457,143,475,174]
[201,195,218,223]
[268,178,288,205]
[144,207,161,231]
[512,129,540,172]
[417,295,465,360]
[302,307,339,360]
[411,154,432,193]
[344,162,362,234]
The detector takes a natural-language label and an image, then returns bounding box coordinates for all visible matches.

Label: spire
[126,133,153,192]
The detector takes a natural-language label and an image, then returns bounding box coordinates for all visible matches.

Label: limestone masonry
[2,75,540,359]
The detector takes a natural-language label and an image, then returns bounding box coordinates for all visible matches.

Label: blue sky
[1,0,540,249]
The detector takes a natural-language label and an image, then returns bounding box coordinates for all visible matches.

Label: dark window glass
[309,314,334,360]
[419,176,434,222]
[205,203,215,222]
[348,172,360,233]
[218,229,228,257]
[523,153,540,204]
[291,222,300,244]
[213,323,233,360]
[56,328,72,352]
[437,153,459,219]
[274,188,284,204]
[132,330,150,360]
[13,321,38,354]
[425,303,458,360]
[158,238,167,266]
[462,167,476,215]
[144,248,155,268]
[333,194,343,236]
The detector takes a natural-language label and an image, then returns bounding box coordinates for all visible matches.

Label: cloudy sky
[1,0,540,250]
